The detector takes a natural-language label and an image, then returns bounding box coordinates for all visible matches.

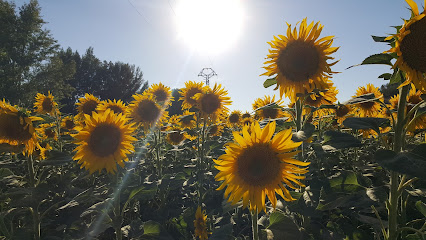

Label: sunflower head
[61,116,76,131]
[334,104,353,125]
[72,109,137,174]
[353,84,383,117]
[76,94,100,119]
[36,123,58,141]
[215,121,309,213]
[180,81,208,110]
[193,83,231,120]
[147,82,173,105]
[227,110,242,127]
[97,99,127,115]
[34,91,58,115]
[0,101,42,155]
[179,110,196,129]
[242,112,251,119]
[241,116,254,127]
[208,123,225,137]
[129,93,169,128]
[194,206,209,240]
[386,0,426,91]
[165,116,186,145]
[252,95,287,120]
[262,18,339,100]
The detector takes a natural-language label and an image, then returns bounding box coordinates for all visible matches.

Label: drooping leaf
[39,150,73,166]
[263,77,277,88]
[343,93,377,105]
[378,73,392,80]
[415,201,426,217]
[329,171,364,192]
[389,68,403,84]
[374,144,426,179]
[264,212,301,239]
[322,131,362,150]
[361,53,393,66]
[343,117,389,133]
[371,35,392,43]
[141,221,173,240]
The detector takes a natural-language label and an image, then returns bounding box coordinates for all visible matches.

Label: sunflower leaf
[371,35,393,43]
[343,93,378,105]
[378,73,392,80]
[361,53,393,66]
[415,201,426,217]
[389,68,403,84]
[141,220,173,240]
[264,212,301,239]
[374,144,426,179]
[263,77,277,88]
[343,117,389,134]
[322,131,362,150]
[292,123,315,142]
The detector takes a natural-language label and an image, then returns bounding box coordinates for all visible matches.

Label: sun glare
[176,0,244,55]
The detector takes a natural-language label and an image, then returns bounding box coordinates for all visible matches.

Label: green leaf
[361,53,393,66]
[415,201,426,217]
[39,150,72,166]
[322,131,362,150]
[264,212,301,239]
[141,221,173,240]
[292,123,315,142]
[374,144,426,179]
[371,35,392,43]
[389,68,403,84]
[343,93,379,105]
[209,223,233,240]
[378,73,392,80]
[343,117,389,133]
[0,168,14,179]
[263,77,277,88]
[329,171,364,192]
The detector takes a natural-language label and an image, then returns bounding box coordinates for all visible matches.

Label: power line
[127,0,152,26]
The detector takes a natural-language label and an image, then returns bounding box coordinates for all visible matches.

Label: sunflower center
[359,101,375,110]
[45,128,55,138]
[277,40,320,83]
[305,94,323,107]
[88,124,121,157]
[186,88,202,106]
[229,113,240,123]
[201,93,221,114]
[400,17,426,73]
[209,125,218,135]
[65,119,75,129]
[261,108,278,119]
[243,118,252,126]
[153,90,168,102]
[82,100,98,115]
[0,113,32,141]
[242,113,251,119]
[168,131,184,144]
[108,105,124,114]
[137,100,160,123]
[237,143,280,186]
[336,105,350,117]
[42,98,53,112]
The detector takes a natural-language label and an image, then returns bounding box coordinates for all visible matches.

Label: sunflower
[193,83,231,120]
[97,99,127,115]
[194,206,209,240]
[61,116,77,131]
[242,116,254,126]
[36,123,58,141]
[352,84,383,117]
[37,142,52,160]
[406,85,426,133]
[334,104,353,125]
[179,110,196,129]
[129,93,169,128]
[252,95,287,120]
[242,112,251,119]
[227,110,242,127]
[165,116,186,145]
[0,100,42,155]
[147,82,173,105]
[72,109,137,174]
[180,81,208,110]
[214,121,310,213]
[262,18,339,100]
[76,94,100,119]
[34,91,58,115]
[386,0,426,91]
[208,123,225,137]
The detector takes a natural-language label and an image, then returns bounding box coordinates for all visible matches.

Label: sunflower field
[1,1,426,240]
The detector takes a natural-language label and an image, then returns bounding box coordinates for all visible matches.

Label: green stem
[388,84,410,240]
[114,173,122,240]
[251,209,259,240]
[27,156,40,240]
[154,130,162,178]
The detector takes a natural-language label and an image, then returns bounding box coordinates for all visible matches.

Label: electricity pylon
[198,68,217,86]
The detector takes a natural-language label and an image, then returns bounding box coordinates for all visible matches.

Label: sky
[13,0,423,111]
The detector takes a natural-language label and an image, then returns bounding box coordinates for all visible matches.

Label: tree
[0,0,58,105]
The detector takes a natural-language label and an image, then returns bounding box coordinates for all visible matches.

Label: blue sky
[14,0,422,111]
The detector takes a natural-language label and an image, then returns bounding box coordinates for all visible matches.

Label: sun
[175,0,244,54]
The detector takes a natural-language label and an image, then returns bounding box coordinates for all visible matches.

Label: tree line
[0,0,148,114]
